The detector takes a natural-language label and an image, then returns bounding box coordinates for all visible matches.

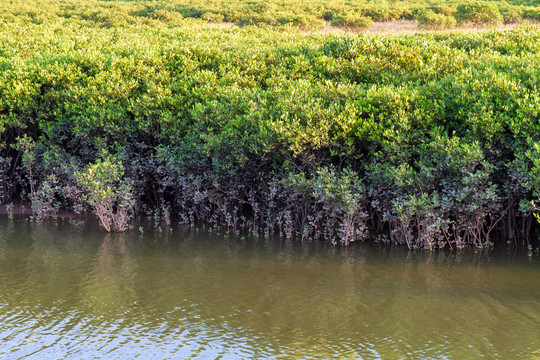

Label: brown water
[0,219,539,359]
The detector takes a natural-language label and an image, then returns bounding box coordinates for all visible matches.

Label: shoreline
[1,204,538,252]
[0,202,92,220]
[1,20,540,248]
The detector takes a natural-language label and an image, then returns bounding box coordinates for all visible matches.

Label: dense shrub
[455,3,504,25]
[0,0,537,32]
[75,154,135,232]
[428,5,454,17]
[279,167,368,244]
[331,14,373,30]
[523,9,540,20]
[1,8,540,246]
[416,9,457,29]
[500,6,523,23]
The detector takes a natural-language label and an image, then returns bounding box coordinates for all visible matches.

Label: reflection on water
[0,219,539,359]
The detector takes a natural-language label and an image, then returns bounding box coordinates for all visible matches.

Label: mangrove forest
[2,0,540,249]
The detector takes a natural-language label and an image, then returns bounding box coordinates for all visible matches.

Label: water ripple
[1,225,540,359]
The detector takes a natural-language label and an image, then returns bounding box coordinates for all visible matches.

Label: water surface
[1,219,539,359]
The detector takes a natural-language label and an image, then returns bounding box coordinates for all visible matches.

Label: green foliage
[1,5,540,245]
[455,2,504,25]
[0,0,537,33]
[75,154,135,232]
[500,6,523,23]
[5,203,14,220]
[523,8,540,20]
[286,167,367,244]
[12,135,37,196]
[415,9,456,29]
[31,174,61,220]
[331,14,373,30]
[0,155,12,203]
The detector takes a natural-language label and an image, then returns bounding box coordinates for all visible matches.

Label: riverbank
[2,15,540,248]
[0,202,95,220]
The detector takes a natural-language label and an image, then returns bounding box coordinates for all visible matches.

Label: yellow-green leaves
[75,154,134,232]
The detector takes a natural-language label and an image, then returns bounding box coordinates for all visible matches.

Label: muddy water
[0,219,539,359]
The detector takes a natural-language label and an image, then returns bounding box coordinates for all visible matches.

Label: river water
[0,219,539,359]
